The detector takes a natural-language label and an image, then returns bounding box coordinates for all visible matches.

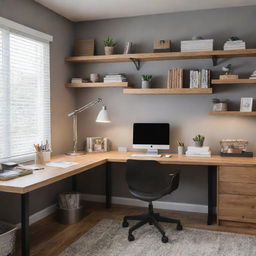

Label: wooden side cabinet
[218,166,256,227]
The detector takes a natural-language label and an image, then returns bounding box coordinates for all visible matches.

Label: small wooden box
[219,74,239,80]
[75,39,95,56]
[153,40,171,52]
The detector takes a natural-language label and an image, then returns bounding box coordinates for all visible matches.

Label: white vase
[142,80,151,88]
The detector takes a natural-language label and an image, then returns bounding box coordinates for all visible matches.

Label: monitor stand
[147,149,159,155]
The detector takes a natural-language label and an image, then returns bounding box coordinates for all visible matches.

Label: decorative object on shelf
[104,36,116,55]
[189,69,210,88]
[186,146,211,157]
[240,97,253,112]
[181,39,213,52]
[220,64,238,80]
[66,98,111,156]
[123,42,132,54]
[141,74,152,88]
[249,70,256,79]
[224,37,246,50]
[153,40,171,53]
[212,98,228,112]
[71,78,87,84]
[220,139,253,157]
[75,39,95,56]
[103,74,127,82]
[177,140,184,155]
[86,137,109,152]
[192,134,205,147]
[167,68,183,88]
[90,73,100,83]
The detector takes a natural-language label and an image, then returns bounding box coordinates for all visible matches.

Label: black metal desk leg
[72,175,77,191]
[21,193,30,256]
[208,166,217,225]
[106,162,112,208]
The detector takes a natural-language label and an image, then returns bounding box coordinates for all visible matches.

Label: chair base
[122,202,182,243]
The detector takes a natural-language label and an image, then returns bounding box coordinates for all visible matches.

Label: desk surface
[1,151,256,194]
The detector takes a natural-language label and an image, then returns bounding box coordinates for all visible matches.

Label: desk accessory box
[220,139,253,157]
[86,137,109,152]
[153,40,171,52]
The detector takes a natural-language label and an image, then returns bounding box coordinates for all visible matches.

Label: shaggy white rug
[60,219,256,256]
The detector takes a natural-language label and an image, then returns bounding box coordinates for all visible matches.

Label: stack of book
[71,78,84,83]
[224,40,246,50]
[189,69,210,88]
[167,68,183,88]
[103,74,127,82]
[186,146,211,157]
[181,39,213,52]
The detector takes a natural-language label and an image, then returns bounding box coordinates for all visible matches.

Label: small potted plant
[104,37,116,55]
[141,74,152,88]
[193,134,205,147]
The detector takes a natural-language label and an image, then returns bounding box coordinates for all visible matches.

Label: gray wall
[0,0,75,223]
[1,3,256,223]
[73,6,256,204]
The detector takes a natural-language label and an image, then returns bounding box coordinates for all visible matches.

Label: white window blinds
[0,23,51,162]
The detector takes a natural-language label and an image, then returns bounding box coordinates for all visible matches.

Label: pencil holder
[178,146,184,155]
[35,152,51,165]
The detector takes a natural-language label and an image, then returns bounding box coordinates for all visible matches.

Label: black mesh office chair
[122,159,182,243]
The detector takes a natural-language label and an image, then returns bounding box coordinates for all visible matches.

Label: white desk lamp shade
[96,106,111,123]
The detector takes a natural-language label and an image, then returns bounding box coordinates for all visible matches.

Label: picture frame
[86,137,109,152]
[240,97,253,112]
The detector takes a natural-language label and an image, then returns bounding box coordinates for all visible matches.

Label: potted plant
[141,74,152,88]
[193,134,205,147]
[104,37,116,55]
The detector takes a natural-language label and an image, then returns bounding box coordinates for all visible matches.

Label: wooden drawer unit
[218,166,256,225]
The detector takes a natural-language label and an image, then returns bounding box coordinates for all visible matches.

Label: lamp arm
[68,98,102,117]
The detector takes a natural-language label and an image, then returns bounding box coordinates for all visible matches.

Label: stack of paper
[224,40,246,50]
[103,74,127,82]
[181,39,213,52]
[186,146,211,157]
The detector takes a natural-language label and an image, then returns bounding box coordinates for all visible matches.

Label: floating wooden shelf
[211,79,256,84]
[209,111,256,116]
[123,88,213,95]
[65,82,129,88]
[65,49,256,64]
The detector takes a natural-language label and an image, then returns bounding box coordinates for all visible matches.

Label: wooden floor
[16,202,256,256]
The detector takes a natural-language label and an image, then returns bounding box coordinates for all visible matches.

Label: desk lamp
[66,98,110,156]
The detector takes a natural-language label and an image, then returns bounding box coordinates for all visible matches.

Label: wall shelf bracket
[130,58,141,70]
[212,56,218,66]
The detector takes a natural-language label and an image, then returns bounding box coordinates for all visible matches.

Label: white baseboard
[81,194,207,214]
[16,204,57,228]
[15,194,207,228]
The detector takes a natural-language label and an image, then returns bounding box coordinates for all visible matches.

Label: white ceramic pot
[90,73,99,83]
[142,80,151,88]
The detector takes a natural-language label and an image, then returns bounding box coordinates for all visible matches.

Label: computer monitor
[133,123,170,154]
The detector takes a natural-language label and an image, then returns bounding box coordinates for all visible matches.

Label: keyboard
[131,154,162,158]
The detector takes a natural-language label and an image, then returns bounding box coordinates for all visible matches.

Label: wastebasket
[0,221,16,256]
[57,192,84,225]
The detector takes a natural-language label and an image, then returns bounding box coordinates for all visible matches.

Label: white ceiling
[35,0,256,22]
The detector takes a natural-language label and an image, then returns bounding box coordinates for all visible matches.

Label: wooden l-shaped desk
[1,151,256,256]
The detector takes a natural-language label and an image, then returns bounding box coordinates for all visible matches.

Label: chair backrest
[126,159,179,194]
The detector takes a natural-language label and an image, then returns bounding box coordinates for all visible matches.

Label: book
[167,68,183,88]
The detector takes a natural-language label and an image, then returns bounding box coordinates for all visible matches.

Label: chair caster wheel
[128,234,135,241]
[161,235,168,243]
[149,221,153,225]
[122,221,129,227]
[176,223,183,231]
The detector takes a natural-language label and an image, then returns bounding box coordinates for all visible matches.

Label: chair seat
[129,188,170,202]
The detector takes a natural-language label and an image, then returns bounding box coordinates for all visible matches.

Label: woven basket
[0,222,16,256]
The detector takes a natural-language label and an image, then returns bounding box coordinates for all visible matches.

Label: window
[0,18,52,162]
